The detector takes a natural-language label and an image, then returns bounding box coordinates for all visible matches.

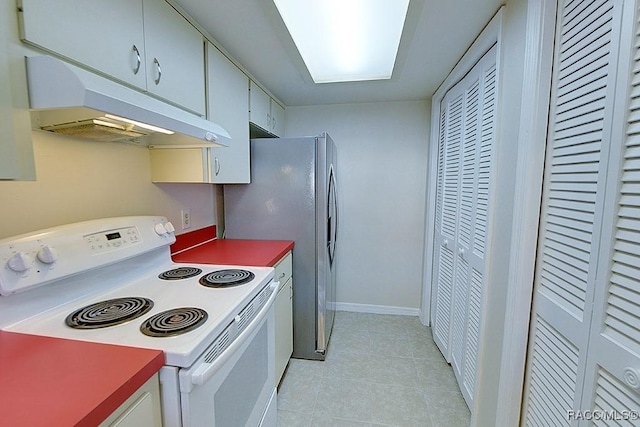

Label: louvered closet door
[522,0,623,424]
[580,0,640,421]
[432,86,464,360]
[451,46,498,407]
[431,45,497,407]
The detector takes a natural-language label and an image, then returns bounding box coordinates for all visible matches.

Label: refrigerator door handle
[333,167,339,246]
[327,164,338,267]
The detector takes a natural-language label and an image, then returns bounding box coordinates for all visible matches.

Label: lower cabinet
[273,252,293,385]
[99,374,162,427]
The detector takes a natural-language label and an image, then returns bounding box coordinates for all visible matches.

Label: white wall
[285,101,430,313]
[0,131,217,239]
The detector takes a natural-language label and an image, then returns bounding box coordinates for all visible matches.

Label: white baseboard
[335,302,420,317]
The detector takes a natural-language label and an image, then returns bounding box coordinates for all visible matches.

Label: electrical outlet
[181,209,191,230]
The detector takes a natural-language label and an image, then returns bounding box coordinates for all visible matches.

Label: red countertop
[0,331,164,427]
[172,238,294,267]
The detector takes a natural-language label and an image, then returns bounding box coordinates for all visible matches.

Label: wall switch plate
[181,209,191,230]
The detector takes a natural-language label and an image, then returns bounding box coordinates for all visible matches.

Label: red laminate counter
[172,239,294,267]
[0,331,164,427]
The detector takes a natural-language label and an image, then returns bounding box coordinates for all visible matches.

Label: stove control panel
[0,216,175,296]
[84,226,141,254]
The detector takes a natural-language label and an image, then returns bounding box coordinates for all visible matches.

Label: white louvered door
[522,0,626,424]
[580,0,640,422]
[432,86,463,360]
[431,45,498,408]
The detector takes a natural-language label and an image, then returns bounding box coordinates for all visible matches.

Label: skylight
[273,0,410,83]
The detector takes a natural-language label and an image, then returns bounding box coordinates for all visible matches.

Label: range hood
[25,55,230,147]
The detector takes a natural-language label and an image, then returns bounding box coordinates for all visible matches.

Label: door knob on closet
[458,247,465,257]
[443,239,449,249]
[623,368,640,391]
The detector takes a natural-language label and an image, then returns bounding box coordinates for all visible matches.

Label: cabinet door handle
[214,157,220,176]
[272,116,276,131]
[153,58,162,85]
[131,45,141,75]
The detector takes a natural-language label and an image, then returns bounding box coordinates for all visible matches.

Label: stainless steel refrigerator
[223,133,338,360]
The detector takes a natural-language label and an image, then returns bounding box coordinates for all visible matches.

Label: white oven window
[215,321,268,425]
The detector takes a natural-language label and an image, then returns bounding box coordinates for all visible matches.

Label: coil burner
[66,297,154,329]
[158,267,203,280]
[140,307,208,337]
[199,269,255,288]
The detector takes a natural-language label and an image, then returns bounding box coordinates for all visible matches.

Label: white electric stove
[0,216,278,426]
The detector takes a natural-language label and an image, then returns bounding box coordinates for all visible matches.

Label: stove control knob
[154,223,168,235]
[164,222,176,233]
[37,245,58,264]
[8,252,32,272]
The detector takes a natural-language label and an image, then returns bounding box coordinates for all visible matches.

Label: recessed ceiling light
[273,0,410,83]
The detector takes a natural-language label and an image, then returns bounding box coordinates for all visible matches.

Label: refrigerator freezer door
[224,136,329,359]
[315,135,337,356]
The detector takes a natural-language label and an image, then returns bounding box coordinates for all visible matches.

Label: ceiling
[172,0,505,107]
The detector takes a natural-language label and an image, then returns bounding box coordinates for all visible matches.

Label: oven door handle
[188,281,278,388]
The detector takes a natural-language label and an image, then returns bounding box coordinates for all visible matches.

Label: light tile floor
[277,311,471,427]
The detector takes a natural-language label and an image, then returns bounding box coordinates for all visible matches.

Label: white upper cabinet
[249,80,285,137]
[18,0,205,116]
[249,81,272,132]
[271,100,285,137]
[207,42,250,183]
[18,0,146,89]
[143,0,205,115]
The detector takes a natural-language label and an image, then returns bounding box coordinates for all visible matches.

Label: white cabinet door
[249,81,272,132]
[19,0,205,116]
[207,42,250,183]
[249,80,285,137]
[274,252,293,384]
[19,0,147,89]
[275,278,293,385]
[99,375,162,427]
[143,0,205,115]
[1,20,25,179]
[271,101,285,137]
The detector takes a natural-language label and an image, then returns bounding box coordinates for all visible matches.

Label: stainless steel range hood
[25,55,230,147]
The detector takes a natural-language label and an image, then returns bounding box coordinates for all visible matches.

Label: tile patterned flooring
[277,311,471,427]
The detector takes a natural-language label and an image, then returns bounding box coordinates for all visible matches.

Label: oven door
[178,282,277,427]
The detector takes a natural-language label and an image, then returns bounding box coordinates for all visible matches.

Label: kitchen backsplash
[0,131,217,239]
